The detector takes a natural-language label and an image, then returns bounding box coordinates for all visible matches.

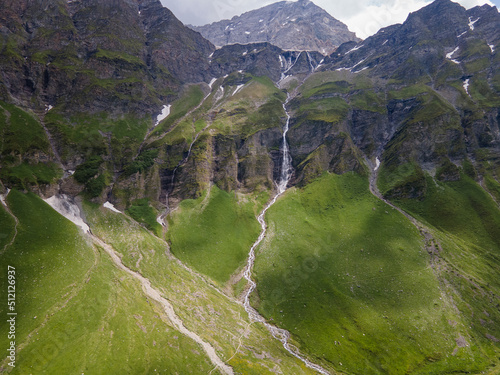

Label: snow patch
[382,40,388,46]
[374,157,381,171]
[489,44,495,53]
[155,105,171,127]
[351,58,366,70]
[468,17,480,31]
[346,45,364,54]
[242,51,247,56]
[44,195,90,233]
[232,84,245,96]
[353,66,369,73]
[259,19,263,23]
[245,31,251,35]
[463,78,471,97]
[279,55,285,68]
[446,47,460,64]
[45,105,53,112]
[104,201,122,214]
[446,47,459,59]
[209,78,217,88]
[0,188,10,206]
[214,86,225,102]
[458,30,467,38]
[156,215,165,227]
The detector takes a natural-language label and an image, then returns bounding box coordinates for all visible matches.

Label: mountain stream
[242,96,330,375]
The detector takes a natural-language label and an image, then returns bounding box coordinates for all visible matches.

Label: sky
[160,0,498,39]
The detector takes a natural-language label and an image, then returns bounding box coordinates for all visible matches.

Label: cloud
[161,0,496,38]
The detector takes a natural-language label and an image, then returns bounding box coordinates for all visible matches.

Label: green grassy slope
[0,191,217,374]
[252,172,498,374]
[84,202,321,374]
[394,175,500,352]
[166,186,264,284]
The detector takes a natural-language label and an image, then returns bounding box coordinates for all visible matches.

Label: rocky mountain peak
[190,0,360,55]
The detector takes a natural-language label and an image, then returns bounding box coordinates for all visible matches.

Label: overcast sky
[160,0,498,39]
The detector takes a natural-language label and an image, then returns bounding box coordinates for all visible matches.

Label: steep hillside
[1,0,500,374]
[191,0,360,54]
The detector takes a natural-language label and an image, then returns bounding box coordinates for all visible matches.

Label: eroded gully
[242,95,330,375]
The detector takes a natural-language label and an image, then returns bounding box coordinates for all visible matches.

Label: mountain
[190,0,360,54]
[1,0,500,374]
[0,0,214,116]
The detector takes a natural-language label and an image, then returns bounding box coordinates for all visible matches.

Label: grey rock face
[191,0,360,55]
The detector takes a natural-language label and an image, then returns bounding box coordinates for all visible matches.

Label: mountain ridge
[190,0,360,55]
[1,0,500,373]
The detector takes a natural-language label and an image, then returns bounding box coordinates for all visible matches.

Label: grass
[0,101,50,156]
[166,186,263,284]
[125,198,162,237]
[293,97,350,124]
[152,85,205,137]
[397,174,500,258]
[0,203,15,251]
[389,174,500,372]
[349,90,387,114]
[0,162,62,188]
[84,201,321,374]
[45,111,150,164]
[0,190,216,374]
[252,172,496,374]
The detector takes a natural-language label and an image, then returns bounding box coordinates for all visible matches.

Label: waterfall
[278,96,293,193]
[242,96,330,375]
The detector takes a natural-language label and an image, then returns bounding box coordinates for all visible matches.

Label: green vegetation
[95,48,145,67]
[377,162,426,197]
[152,85,205,137]
[208,75,286,138]
[0,190,217,374]
[391,175,500,369]
[167,186,263,284]
[73,156,107,197]
[0,101,50,156]
[0,162,61,188]
[126,198,162,237]
[350,90,387,114]
[0,102,62,187]
[74,156,103,184]
[252,172,497,374]
[293,97,350,124]
[45,111,150,164]
[398,174,500,256]
[84,202,320,374]
[124,149,159,176]
[85,174,107,198]
[0,202,15,251]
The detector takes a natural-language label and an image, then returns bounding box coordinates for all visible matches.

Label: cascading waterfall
[242,96,330,375]
[278,97,293,193]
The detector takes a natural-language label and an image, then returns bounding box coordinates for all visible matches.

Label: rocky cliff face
[190,0,360,55]
[0,0,499,206]
[0,0,215,115]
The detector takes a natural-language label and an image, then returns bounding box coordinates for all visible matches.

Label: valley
[1,0,500,373]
